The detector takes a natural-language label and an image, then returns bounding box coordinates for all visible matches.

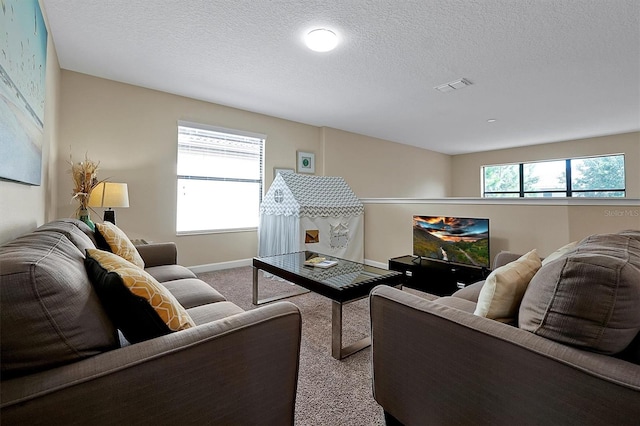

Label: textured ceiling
[41,0,640,154]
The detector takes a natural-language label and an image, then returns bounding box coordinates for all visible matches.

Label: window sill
[177,227,257,236]
[360,197,640,206]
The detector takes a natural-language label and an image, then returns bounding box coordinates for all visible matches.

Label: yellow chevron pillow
[95,221,145,269]
[85,249,195,343]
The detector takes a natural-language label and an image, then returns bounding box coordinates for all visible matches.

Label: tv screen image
[413,216,490,268]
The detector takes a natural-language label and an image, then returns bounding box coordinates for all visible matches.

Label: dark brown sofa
[1,219,301,425]
[371,231,640,426]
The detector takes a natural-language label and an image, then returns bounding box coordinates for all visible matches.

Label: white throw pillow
[541,241,578,266]
[474,249,542,322]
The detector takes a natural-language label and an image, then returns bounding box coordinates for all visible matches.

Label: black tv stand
[389,255,491,296]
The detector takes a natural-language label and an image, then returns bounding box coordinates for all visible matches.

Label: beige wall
[451,132,640,197]
[54,72,450,267]
[56,71,320,266]
[321,127,451,198]
[0,35,60,244]
[363,200,640,266]
[361,131,639,266]
[567,204,640,240]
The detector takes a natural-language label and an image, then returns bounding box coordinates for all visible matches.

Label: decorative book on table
[304,257,338,268]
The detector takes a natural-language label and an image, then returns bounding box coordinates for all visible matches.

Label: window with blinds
[177,122,264,233]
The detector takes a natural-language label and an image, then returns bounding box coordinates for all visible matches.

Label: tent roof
[261,174,364,217]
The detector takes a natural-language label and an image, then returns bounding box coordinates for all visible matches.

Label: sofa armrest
[493,250,522,269]
[1,302,301,425]
[370,285,640,426]
[135,242,178,267]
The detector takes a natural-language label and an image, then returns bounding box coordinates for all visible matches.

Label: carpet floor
[197,266,386,426]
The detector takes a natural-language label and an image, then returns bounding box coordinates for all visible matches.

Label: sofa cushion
[0,232,118,378]
[433,296,477,314]
[38,218,100,247]
[452,280,485,302]
[85,249,195,343]
[34,219,97,252]
[187,301,245,325]
[519,233,640,354]
[95,222,145,268]
[541,241,578,266]
[619,229,640,242]
[474,249,541,323]
[145,264,198,282]
[161,278,227,309]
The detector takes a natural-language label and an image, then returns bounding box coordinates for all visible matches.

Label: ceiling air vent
[434,78,472,93]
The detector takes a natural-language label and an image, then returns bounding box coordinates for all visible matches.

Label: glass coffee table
[253,251,404,359]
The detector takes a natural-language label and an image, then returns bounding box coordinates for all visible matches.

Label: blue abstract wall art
[0,0,48,185]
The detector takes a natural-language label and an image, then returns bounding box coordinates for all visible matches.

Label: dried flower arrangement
[68,152,104,229]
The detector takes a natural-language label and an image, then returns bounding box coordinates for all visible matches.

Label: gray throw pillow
[518,233,640,354]
[0,231,118,378]
[34,219,97,252]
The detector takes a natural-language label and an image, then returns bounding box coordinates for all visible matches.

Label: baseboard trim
[189,257,388,273]
[189,258,253,273]
[365,259,388,269]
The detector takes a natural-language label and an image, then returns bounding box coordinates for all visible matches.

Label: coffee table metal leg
[331,302,343,359]
[252,266,259,305]
[252,266,310,305]
[331,300,371,360]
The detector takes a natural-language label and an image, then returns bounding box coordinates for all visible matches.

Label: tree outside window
[571,155,625,197]
[483,154,625,198]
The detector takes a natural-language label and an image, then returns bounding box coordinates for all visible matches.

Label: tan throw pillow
[541,241,578,266]
[474,249,542,322]
[95,221,145,269]
[85,249,195,343]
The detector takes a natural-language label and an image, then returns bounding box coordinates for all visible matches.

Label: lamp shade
[88,182,129,208]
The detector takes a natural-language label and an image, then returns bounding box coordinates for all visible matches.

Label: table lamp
[88,182,129,224]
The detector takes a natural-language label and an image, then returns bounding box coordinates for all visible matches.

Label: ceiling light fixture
[305,28,338,52]
[487,119,497,123]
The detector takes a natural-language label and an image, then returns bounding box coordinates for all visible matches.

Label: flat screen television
[413,215,490,269]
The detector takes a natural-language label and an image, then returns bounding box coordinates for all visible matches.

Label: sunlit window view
[483,154,625,198]
[177,124,264,233]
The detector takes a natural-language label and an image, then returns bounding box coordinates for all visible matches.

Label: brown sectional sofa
[0,219,301,425]
[371,231,640,425]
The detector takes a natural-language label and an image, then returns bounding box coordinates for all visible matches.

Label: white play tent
[259,173,364,262]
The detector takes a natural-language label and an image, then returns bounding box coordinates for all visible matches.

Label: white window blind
[177,123,264,233]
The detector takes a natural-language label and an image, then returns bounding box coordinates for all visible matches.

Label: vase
[78,208,95,231]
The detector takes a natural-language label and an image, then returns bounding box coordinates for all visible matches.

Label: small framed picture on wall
[297,151,315,174]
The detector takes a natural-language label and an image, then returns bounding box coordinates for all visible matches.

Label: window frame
[176,121,265,235]
[482,154,626,198]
